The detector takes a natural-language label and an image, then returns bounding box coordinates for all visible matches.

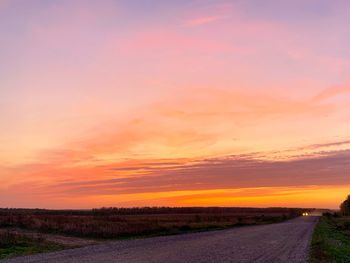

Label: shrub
[340,195,350,216]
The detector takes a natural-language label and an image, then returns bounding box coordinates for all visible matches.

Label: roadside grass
[0,231,67,260]
[310,216,350,263]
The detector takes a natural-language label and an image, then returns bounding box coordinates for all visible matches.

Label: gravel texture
[1,216,318,263]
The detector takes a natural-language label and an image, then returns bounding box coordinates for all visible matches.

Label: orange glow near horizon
[1,1,350,209]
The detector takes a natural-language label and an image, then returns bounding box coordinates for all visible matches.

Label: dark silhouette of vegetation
[0,207,303,216]
[340,195,350,216]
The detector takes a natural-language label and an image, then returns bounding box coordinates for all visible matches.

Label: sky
[1,0,350,209]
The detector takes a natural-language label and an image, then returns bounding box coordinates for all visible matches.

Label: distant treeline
[0,207,307,216]
[92,207,306,216]
[0,208,91,216]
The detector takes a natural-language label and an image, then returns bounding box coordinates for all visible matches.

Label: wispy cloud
[47,149,350,196]
[312,84,350,102]
[303,140,350,150]
[184,15,225,26]
[3,147,349,208]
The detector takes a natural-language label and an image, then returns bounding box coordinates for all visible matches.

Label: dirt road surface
[1,216,318,263]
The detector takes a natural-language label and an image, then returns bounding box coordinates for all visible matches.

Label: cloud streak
[184,15,225,26]
[2,147,350,209]
[47,149,350,196]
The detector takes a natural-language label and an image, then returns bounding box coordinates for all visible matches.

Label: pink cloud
[118,30,245,55]
[184,15,225,26]
[313,83,350,102]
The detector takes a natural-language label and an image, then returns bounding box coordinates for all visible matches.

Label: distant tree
[340,195,350,216]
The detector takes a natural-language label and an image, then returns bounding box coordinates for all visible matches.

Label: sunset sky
[1,0,350,209]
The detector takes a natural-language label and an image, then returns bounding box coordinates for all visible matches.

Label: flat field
[0,207,304,239]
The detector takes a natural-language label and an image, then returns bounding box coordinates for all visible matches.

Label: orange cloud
[2,84,349,208]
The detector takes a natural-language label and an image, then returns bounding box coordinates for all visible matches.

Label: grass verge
[0,231,67,260]
[309,216,350,263]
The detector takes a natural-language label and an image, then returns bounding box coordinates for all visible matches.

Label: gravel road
[1,216,318,263]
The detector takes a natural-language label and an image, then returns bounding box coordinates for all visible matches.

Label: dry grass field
[0,207,304,239]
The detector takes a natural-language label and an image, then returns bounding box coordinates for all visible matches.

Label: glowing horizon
[1,0,350,209]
